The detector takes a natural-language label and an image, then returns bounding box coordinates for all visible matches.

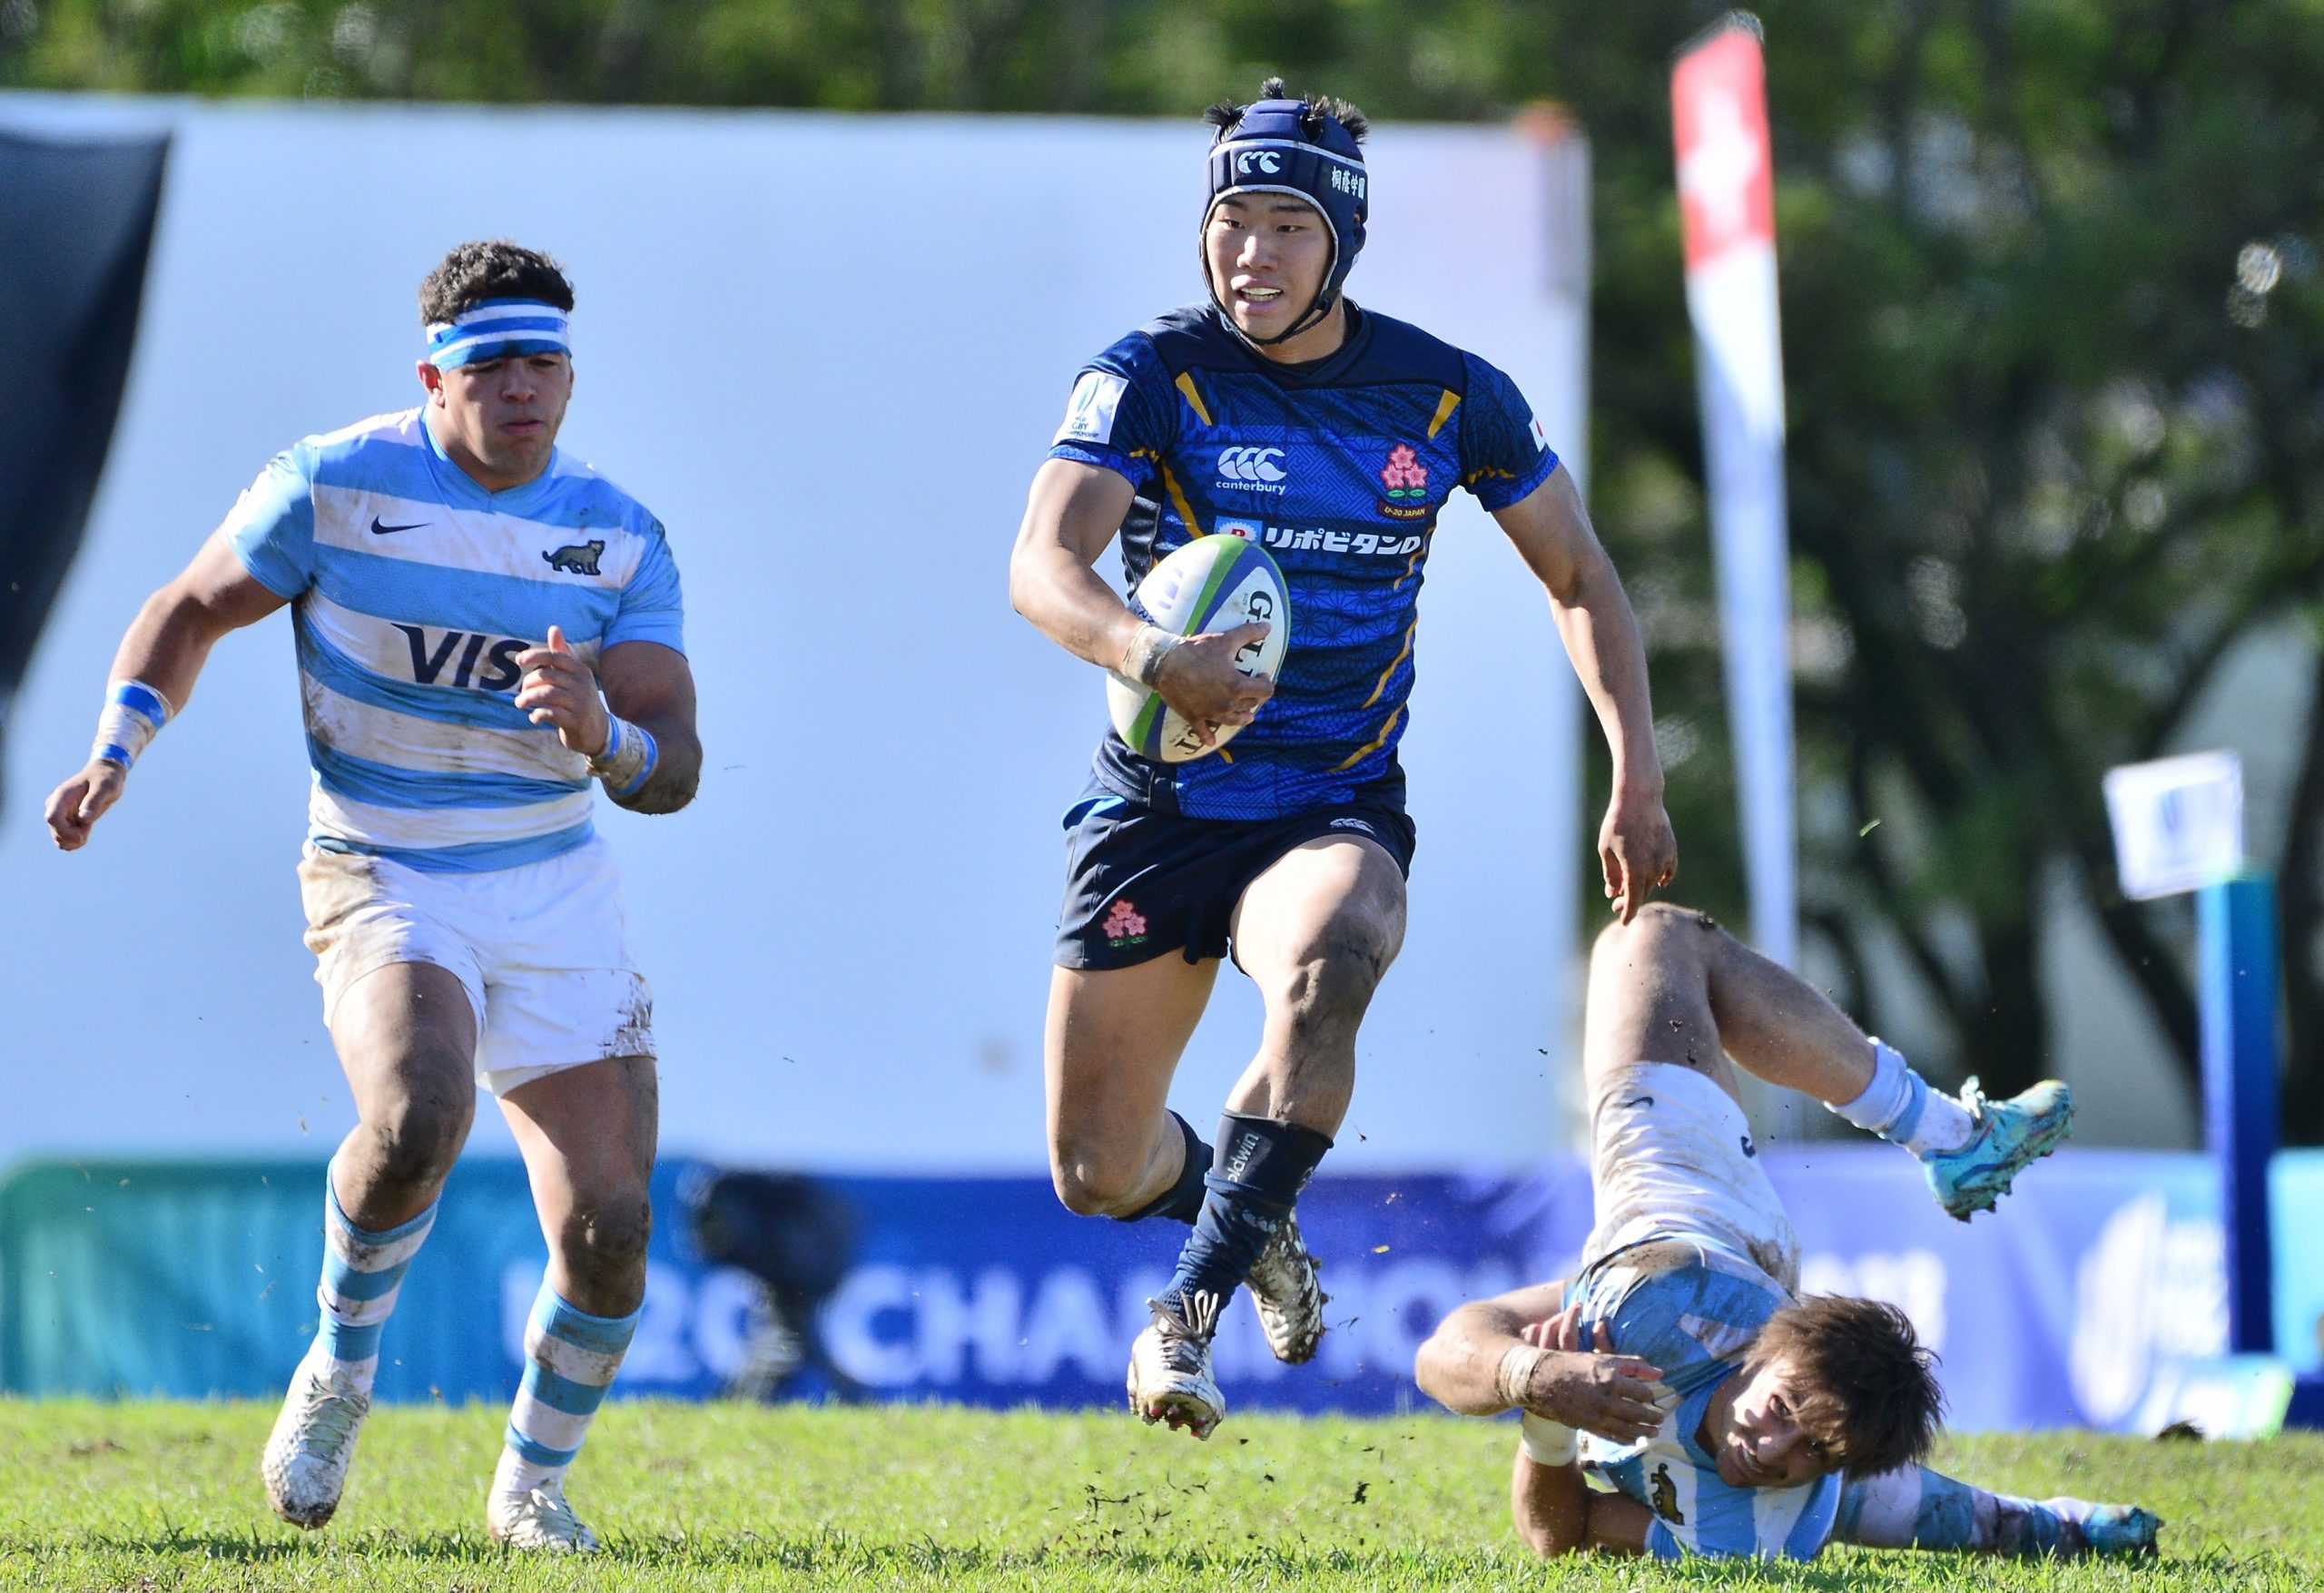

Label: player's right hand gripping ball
[1106,534,1290,762]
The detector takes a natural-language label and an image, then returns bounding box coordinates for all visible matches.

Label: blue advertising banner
[5,1150,2320,1430]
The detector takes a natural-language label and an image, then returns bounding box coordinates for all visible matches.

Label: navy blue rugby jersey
[1048,302,1560,821]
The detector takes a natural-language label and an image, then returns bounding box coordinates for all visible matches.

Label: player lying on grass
[44,241,698,1553]
[1414,902,2159,1560]
[1009,77,1675,1444]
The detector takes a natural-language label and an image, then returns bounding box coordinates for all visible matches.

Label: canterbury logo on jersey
[390,624,529,692]
[1216,446,1287,487]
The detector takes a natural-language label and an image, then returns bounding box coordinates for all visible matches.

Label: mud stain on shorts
[606,979,655,1060]
[299,849,384,955]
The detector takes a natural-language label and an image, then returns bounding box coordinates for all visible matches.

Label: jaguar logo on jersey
[1650,1463,1685,1524]
[1215,445,1287,493]
[1255,524,1423,559]
[542,539,606,575]
[1101,899,1149,947]
[390,624,528,692]
[1377,444,1431,520]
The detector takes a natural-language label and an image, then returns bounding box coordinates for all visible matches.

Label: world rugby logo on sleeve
[1055,370,1127,445]
[1106,535,1291,763]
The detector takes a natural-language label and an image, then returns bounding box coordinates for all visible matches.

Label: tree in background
[7,0,2319,1133]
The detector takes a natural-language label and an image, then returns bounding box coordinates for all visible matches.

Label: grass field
[0,1400,2317,1590]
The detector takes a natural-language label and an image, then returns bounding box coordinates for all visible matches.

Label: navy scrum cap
[1202,77,1370,345]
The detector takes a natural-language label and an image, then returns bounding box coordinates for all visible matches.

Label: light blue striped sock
[313,1166,437,1391]
[493,1280,639,1499]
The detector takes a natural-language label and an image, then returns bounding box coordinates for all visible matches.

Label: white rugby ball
[1107,533,1291,763]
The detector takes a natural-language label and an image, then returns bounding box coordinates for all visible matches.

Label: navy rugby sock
[1160,1113,1332,1324]
[1118,1113,1212,1224]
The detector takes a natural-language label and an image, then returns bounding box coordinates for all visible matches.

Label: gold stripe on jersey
[1426,388,1462,439]
[1333,704,1404,772]
[1161,465,1206,537]
[1391,529,1430,593]
[1362,620,1418,710]
[1175,372,1214,427]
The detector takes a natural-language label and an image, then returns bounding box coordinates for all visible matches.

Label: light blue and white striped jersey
[1570,1236,1842,1561]
[224,408,685,872]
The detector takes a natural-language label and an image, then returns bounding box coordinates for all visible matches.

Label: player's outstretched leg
[264,962,474,1529]
[487,1056,657,1553]
[1839,1465,2162,1559]
[1590,904,2073,1220]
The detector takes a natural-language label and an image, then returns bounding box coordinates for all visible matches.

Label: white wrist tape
[1520,1411,1579,1467]
[1120,622,1181,687]
[1495,1342,1544,1409]
[91,679,175,770]
[586,712,657,797]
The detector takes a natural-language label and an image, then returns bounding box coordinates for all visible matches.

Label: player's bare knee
[1596,900,1720,971]
[359,1089,471,1192]
[559,1187,653,1281]
[1270,921,1393,1035]
[1049,1146,1144,1217]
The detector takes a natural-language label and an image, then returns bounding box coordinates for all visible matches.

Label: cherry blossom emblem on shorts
[1102,899,1149,946]
[1377,444,1430,521]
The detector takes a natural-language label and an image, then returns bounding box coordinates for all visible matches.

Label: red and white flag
[1674,12,1797,970]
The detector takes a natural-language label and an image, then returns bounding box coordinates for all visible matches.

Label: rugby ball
[1108,534,1291,762]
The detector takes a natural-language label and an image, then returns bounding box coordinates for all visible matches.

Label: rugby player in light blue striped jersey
[43,240,700,1554]
[1415,905,2151,1563]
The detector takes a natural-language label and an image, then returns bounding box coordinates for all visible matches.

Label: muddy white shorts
[1580,1061,1800,1292]
[298,835,655,1096]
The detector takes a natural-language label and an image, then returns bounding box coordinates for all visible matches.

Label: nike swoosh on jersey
[370,516,428,535]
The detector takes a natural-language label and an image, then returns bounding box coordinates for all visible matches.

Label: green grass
[0,1400,2316,1590]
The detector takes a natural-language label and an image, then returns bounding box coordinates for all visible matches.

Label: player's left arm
[515,628,702,815]
[1511,1445,1654,1558]
[1491,463,1677,923]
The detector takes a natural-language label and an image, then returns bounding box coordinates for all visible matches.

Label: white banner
[2102,750,2245,900]
[0,95,1590,1172]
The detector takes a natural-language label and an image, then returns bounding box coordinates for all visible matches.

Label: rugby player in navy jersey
[1414,903,2146,1561]
[44,241,699,1551]
[1009,80,1679,1439]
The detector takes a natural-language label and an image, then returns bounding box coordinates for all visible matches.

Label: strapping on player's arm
[1413,1285,1662,1441]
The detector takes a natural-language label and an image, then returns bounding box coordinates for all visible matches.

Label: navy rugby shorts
[1052,789,1417,971]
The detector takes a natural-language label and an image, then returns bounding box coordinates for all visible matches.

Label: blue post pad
[2199,872,2280,1357]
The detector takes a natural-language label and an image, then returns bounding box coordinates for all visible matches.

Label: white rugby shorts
[1580,1061,1800,1292]
[298,835,655,1096]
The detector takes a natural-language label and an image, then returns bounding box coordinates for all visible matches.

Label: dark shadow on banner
[679,1166,868,1402]
[0,128,171,810]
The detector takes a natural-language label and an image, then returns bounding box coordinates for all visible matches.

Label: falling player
[1009,81,1678,1438]
[1413,902,2157,1560]
[44,241,698,1552]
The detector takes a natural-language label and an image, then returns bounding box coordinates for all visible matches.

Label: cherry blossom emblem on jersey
[1377,444,1430,520]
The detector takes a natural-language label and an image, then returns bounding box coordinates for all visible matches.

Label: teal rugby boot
[1920,1077,2073,1221]
[2064,1502,2163,1559]
[2004,1498,2162,1559]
